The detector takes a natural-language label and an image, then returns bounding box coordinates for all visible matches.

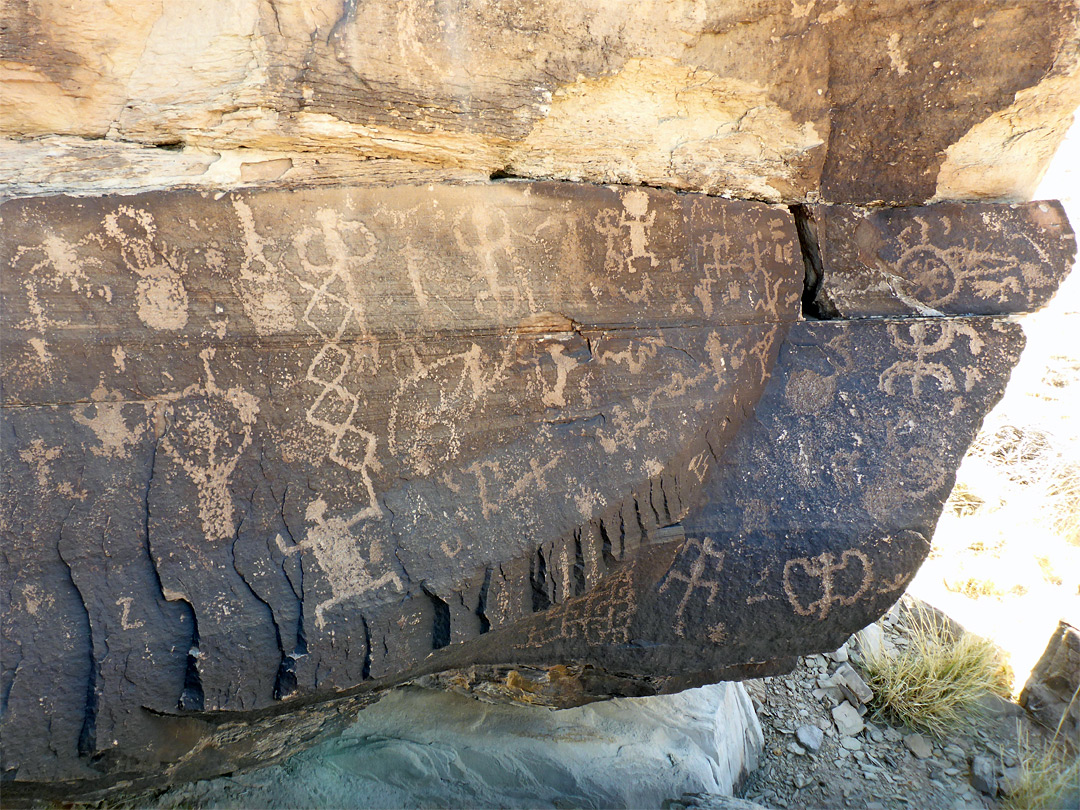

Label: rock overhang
[2,0,1079,801]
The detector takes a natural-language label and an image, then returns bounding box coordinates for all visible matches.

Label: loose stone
[795,724,825,753]
[970,755,998,795]
[904,733,933,760]
[832,702,866,737]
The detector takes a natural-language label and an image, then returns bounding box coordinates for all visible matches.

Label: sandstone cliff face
[2,0,1079,802]
[3,0,1080,202]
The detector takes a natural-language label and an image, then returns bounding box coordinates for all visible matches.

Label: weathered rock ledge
[3,0,1080,203]
[2,182,1074,800]
[2,0,1079,802]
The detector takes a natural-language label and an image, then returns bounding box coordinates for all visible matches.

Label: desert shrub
[860,604,1010,738]
[1004,723,1080,810]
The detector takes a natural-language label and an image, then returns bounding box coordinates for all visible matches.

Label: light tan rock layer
[2,0,1080,202]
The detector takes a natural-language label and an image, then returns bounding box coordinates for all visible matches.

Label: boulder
[1019,620,1080,741]
[0,180,1063,798]
[2,0,1079,801]
[1,183,799,790]
[149,683,764,810]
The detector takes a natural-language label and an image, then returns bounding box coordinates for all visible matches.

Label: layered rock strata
[3,0,1080,801]
[3,0,1080,202]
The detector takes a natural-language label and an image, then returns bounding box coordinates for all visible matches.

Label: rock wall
[3,0,1080,202]
[2,0,1079,801]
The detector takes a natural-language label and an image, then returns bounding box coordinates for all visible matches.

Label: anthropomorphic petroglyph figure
[659,536,726,637]
[275,498,404,628]
[159,348,259,542]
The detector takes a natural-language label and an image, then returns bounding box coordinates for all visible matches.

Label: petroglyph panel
[1,181,801,789]
[806,201,1077,318]
[443,317,1025,682]
[3,173,1072,798]
[661,317,1026,665]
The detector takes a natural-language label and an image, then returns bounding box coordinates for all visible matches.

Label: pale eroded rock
[3,0,1079,202]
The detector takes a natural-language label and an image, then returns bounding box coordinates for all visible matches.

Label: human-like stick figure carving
[275,499,404,629]
[659,536,726,637]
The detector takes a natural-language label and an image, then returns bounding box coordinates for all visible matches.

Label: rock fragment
[943,744,967,764]
[904,733,933,760]
[832,703,865,737]
[998,766,1023,798]
[827,643,849,663]
[821,664,874,709]
[1019,620,1080,741]
[970,755,998,796]
[854,624,887,662]
[795,725,824,754]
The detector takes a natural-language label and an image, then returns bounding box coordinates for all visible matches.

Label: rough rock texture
[2,182,800,796]
[1,179,1065,799]
[803,202,1077,318]
[147,683,763,809]
[3,0,1080,802]
[3,0,1080,202]
[1019,620,1080,741]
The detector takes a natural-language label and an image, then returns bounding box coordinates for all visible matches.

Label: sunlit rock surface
[2,0,1080,802]
[2,180,1071,799]
[3,0,1080,202]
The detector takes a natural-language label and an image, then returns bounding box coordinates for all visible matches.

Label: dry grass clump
[945,480,988,519]
[860,605,1011,738]
[944,576,1012,600]
[1004,724,1080,810]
